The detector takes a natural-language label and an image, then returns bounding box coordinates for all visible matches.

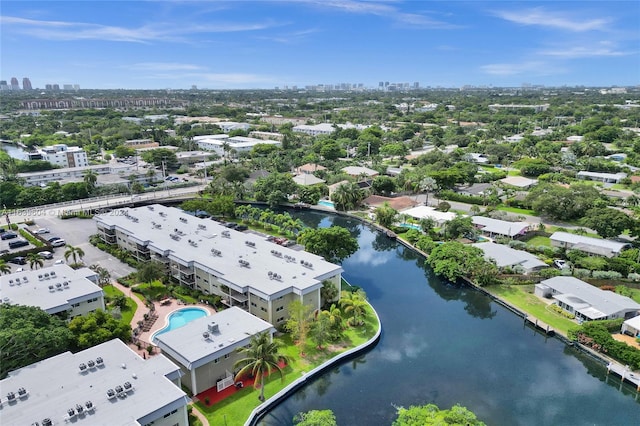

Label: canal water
[1,141,29,160]
[260,212,640,425]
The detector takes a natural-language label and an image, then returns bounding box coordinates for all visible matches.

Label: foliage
[298,226,359,264]
[137,262,165,284]
[427,241,498,286]
[443,215,474,240]
[181,196,236,218]
[68,309,132,350]
[513,157,551,177]
[393,403,486,426]
[285,300,313,348]
[438,190,485,205]
[330,181,366,211]
[569,320,640,370]
[375,202,398,228]
[0,305,74,379]
[525,182,602,220]
[294,410,338,426]
[254,173,299,207]
[549,303,575,319]
[141,148,179,169]
[339,289,368,327]
[64,244,85,264]
[580,207,635,239]
[234,332,289,402]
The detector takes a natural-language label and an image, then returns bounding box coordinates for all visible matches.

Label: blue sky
[1,1,638,90]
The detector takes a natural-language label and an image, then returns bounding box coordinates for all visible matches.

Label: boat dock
[525,315,554,335]
[607,362,640,391]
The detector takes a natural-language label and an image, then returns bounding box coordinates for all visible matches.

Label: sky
[1,1,639,90]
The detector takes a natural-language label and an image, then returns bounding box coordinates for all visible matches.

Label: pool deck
[111,280,216,355]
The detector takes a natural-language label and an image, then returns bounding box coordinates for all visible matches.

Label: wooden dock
[607,362,640,391]
[525,315,554,335]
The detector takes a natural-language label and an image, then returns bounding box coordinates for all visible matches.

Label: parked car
[47,236,62,243]
[553,259,569,270]
[54,259,65,265]
[34,228,50,234]
[39,251,53,259]
[234,225,248,232]
[8,256,26,265]
[51,239,66,247]
[16,267,24,272]
[1,232,18,240]
[8,239,29,249]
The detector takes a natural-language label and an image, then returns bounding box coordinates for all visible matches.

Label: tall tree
[285,300,313,349]
[375,202,398,228]
[298,226,359,264]
[331,182,365,211]
[580,207,635,239]
[234,332,289,402]
[83,170,98,193]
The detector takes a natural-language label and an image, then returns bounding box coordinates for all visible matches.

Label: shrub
[549,303,575,319]
[628,273,640,282]
[592,270,622,280]
[508,240,527,250]
[573,268,591,278]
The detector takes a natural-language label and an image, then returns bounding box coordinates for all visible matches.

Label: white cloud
[480,61,565,76]
[0,15,279,43]
[539,44,631,58]
[493,7,611,32]
[126,62,206,71]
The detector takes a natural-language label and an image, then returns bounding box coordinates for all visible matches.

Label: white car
[34,228,50,234]
[54,259,65,265]
[16,267,24,272]
[40,251,53,259]
[553,259,569,270]
[51,239,66,247]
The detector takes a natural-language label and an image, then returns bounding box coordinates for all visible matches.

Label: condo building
[94,205,343,325]
[0,338,190,426]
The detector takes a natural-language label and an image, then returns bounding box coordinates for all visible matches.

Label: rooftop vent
[85,401,94,410]
[87,360,95,368]
[23,277,28,282]
[245,241,255,247]
[188,240,198,247]
[124,381,132,390]
[42,419,52,426]
[179,217,188,223]
[79,363,87,371]
[18,387,27,396]
[96,357,104,365]
[148,206,154,210]
[48,285,54,291]
[115,385,123,394]
[301,261,313,269]
[67,408,76,418]
[7,392,16,401]
[203,331,210,339]
[50,271,56,276]
[107,389,116,399]
[9,280,13,286]
[221,230,230,238]
[208,322,219,333]
[76,403,84,414]
[55,283,62,289]
[159,211,167,217]
[210,248,222,257]
[38,274,43,280]
[198,224,206,230]
[44,273,49,278]
[238,259,250,268]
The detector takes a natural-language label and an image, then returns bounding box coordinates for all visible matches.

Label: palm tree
[339,290,368,326]
[331,182,363,211]
[0,260,11,275]
[234,332,289,402]
[83,170,98,193]
[64,244,85,265]
[26,253,44,270]
[419,177,438,206]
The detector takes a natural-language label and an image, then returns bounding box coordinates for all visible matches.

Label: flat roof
[402,205,458,223]
[155,307,275,369]
[541,276,640,317]
[0,265,102,314]
[94,205,342,298]
[1,339,189,426]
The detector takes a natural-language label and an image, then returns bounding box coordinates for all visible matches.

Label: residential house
[535,276,640,321]
[472,242,548,274]
[472,216,530,238]
[402,205,459,226]
[499,176,538,189]
[622,316,640,337]
[341,166,379,178]
[550,232,629,258]
[576,171,627,184]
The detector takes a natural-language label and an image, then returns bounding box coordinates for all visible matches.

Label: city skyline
[1,1,639,90]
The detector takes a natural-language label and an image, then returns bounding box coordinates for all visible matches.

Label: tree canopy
[298,226,359,264]
[580,207,636,239]
[427,241,498,286]
[393,403,486,426]
[68,309,131,350]
[0,305,74,378]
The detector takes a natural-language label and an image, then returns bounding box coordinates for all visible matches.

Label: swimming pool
[151,307,209,342]
[318,200,335,208]
[399,223,422,231]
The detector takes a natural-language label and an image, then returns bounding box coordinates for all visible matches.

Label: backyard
[102,284,137,325]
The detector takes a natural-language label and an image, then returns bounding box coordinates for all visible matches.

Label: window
[214,358,219,363]
[276,306,284,312]
[224,354,230,359]
[251,302,257,307]
[71,303,80,307]
[277,317,285,323]
[260,307,267,312]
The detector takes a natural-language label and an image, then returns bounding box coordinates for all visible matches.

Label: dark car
[1,232,18,240]
[9,239,29,249]
[234,225,248,232]
[8,256,26,265]
[224,222,238,229]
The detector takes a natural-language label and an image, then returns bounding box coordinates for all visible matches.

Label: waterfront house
[549,232,629,258]
[472,242,548,274]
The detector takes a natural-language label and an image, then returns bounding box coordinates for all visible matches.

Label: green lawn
[195,303,380,425]
[103,285,137,325]
[496,206,536,216]
[486,284,576,336]
[525,236,551,247]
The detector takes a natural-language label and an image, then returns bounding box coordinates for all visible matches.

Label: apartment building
[0,339,190,426]
[0,264,104,318]
[40,144,88,168]
[18,163,136,187]
[94,205,343,325]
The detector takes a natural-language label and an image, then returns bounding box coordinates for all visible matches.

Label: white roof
[472,242,547,271]
[155,307,275,369]
[540,276,640,318]
[293,173,325,186]
[341,166,379,177]
[0,265,102,314]
[94,205,342,298]
[499,175,538,188]
[472,216,529,237]
[402,205,459,223]
[1,339,189,426]
[577,171,627,180]
[623,315,640,330]
[550,232,628,256]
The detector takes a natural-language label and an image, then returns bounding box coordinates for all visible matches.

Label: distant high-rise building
[0,80,8,91]
[45,84,53,90]
[63,84,73,90]
[413,82,420,89]
[379,81,384,88]
[52,84,60,90]
[22,77,32,90]
[10,77,19,90]
[73,84,80,90]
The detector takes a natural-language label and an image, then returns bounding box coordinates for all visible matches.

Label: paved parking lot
[4,215,136,278]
